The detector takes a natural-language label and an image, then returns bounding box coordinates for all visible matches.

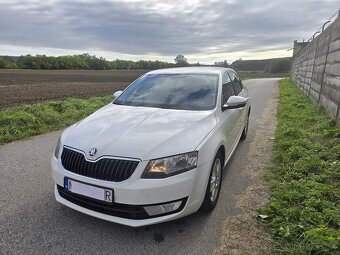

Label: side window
[230,71,243,95]
[222,72,235,104]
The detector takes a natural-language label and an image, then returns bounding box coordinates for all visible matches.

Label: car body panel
[62,105,217,161]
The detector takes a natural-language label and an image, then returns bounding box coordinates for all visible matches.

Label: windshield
[114,73,219,110]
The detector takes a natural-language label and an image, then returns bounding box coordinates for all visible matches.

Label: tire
[200,151,223,212]
[240,112,249,140]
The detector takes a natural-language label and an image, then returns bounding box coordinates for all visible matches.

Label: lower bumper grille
[57,185,187,220]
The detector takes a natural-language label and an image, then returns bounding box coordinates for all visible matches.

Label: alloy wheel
[210,157,222,202]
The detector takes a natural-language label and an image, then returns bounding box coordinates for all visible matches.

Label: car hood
[62,103,216,160]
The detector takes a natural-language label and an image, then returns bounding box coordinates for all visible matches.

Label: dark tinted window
[114,74,219,110]
[230,71,243,95]
[222,72,235,103]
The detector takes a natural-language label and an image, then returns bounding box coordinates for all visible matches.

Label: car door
[219,71,239,157]
[229,71,246,134]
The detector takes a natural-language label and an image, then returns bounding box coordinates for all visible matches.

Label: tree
[14,54,174,70]
[265,59,291,73]
[0,56,17,69]
[174,54,189,67]
[214,60,229,68]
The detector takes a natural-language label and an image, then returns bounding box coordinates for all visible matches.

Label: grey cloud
[0,0,339,58]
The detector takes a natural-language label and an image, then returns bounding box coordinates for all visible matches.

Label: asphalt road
[0,78,280,255]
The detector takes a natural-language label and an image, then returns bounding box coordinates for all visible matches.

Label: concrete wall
[291,14,340,124]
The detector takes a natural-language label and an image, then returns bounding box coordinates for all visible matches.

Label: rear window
[230,71,243,95]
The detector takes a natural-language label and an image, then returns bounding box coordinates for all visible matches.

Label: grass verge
[257,79,340,254]
[0,96,112,145]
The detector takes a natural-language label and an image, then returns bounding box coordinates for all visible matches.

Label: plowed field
[0,69,147,109]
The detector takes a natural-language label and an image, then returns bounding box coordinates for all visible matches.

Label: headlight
[142,151,198,178]
[54,137,61,159]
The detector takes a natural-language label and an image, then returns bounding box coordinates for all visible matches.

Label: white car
[52,67,251,227]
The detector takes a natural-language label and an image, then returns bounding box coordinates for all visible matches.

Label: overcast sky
[0,0,339,63]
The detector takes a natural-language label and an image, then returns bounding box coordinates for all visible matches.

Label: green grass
[258,79,340,254]
[0,96,112,145]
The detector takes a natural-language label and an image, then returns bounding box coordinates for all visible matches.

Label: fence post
[302,45,310,91]
[335,10,340,124]
[308,38,321,97]
[336,96,340,125]
[302,47,307,89]
[318,23,334,103]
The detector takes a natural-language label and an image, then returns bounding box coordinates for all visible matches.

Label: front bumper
[52,155,210,227]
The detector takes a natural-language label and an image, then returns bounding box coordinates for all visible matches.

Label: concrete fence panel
[291,13,340,124]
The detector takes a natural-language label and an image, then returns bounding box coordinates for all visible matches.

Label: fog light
[144,200,183,216]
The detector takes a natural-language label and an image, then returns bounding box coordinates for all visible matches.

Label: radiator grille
[61,147,139,182]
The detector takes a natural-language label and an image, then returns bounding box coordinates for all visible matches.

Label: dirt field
[0,69,148,109]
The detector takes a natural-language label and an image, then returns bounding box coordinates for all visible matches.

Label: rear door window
[229,71,243,95]
[221,72,235,104]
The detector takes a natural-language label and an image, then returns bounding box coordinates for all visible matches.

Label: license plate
[64,177,113,203]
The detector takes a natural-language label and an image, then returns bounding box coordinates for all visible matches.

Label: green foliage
[265,58,291,73]
[0,56,17,69]
[214,60,229,67]
[174,54,189,67]
[231,57,292,72]
[258,79,340,254]
[13,54,175,70]
[237,71,289,79]
[0,96,112,144]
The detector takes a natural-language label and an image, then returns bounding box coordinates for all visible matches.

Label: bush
[265,59,291,73]
[0,56,17,69]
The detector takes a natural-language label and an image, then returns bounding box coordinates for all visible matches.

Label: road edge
[212,81,279,255]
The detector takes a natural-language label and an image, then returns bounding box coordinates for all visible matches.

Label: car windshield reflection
[114,74,219,110]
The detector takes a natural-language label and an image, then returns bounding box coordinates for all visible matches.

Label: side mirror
[113,90,123,98]
[223,96,248,110]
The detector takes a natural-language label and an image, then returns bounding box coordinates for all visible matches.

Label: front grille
[61,147,139,182]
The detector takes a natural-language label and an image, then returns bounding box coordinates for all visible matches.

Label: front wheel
[240,112,249,140]
[200,152,223,212]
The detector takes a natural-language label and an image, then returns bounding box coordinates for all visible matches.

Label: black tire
[200,151,223,212]
[240,112,249,140]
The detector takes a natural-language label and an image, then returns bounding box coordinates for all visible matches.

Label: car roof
[147,67,234,75]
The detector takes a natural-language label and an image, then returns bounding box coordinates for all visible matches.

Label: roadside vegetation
[1,54,291,74]
[230,57,291,73]
[258,79,340,254]
[238,71,289,79]
[0,96,112,145]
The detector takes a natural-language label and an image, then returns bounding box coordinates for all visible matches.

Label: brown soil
[0,69,147,109]
[212,87,279,255]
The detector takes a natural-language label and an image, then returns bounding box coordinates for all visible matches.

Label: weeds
[258,79,340,254]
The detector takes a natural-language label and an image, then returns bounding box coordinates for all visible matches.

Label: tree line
[231,57,291,73]
[0,53,291,73]
[0,54,189,70]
